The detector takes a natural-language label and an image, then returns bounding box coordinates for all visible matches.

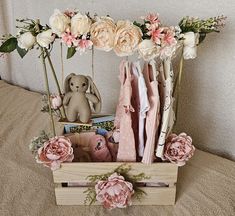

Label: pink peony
[50,94,62,110]
[164,133,195,166]
[95,172,134,209]
[37,136,74,170]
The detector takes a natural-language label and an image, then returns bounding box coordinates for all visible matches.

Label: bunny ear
[64,73,75,93]
[86,76,102,113]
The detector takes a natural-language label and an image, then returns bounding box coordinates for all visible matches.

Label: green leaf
[17,45,28,58]
[199,33,207,44]
[67,47,76,59]
[0,37,17,53]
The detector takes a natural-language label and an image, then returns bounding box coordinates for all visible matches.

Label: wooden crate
[53,162,178,206]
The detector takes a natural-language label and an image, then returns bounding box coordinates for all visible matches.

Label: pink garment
[130,63,140,155]
[142,60,161,164]
[115,60,136,162]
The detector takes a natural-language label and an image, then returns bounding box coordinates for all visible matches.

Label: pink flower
[144,13,160,25]
[161,27,177,46]
[73,35,93,54]
[61,29,77,47]
[63,9,76,18]
[149,28,164,44]
[50,94,62,110]
[95,172,134,209]
[37,136,74,170]
[164,133,195,166]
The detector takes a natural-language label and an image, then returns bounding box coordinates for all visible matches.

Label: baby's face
[69,75,89,92]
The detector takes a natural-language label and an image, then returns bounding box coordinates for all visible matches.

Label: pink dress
[142,61,161,164]
[115,60,136,162]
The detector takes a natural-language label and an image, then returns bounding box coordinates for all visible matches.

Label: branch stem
[40,47,56,136]
[45,49,66,119]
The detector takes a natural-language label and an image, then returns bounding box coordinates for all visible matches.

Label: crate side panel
[55,186,176,205]
[53,162,178,184]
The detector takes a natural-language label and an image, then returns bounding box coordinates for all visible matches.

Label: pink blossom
[149,28,164,44]
[163,133,195,166]
[145,13,160,25]
[73,35,93,54]
[95,172,134,209]
[61,29,77,47]
[50,94,62,110]
[161,27,177,46]
[63,9,76,18]
[37,136,74,170]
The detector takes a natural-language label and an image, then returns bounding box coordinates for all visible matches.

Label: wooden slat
[53,162,178,184]
[55,186,176,205]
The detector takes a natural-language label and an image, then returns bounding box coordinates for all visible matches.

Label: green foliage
[67,47,76,59]
[17,45,28,58]
[84,164,150,206]
[0,37,17,53]
[179,15,226,44]
[29,130,50,155]
[133,21,151,40]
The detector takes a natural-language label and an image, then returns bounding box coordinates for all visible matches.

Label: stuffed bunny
[63,73,102,123]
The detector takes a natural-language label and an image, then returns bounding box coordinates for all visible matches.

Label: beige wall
[0,0,235,160]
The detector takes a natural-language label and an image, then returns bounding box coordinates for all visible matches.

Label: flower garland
[0,10,226,60]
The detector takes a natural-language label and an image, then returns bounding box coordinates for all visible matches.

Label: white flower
[90,16,116,51]
[17,32,36,50]
[71,13,92,36]
[138,39,160,61]
[183,32,199,59]
[49,9,70,36]
[36,29,55,48]
[114,20,142,57]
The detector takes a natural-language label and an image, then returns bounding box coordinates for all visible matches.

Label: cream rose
[114,20,142,57]
[90,17,116,51]
[36,29,55,48]
[138,39,160,61]
[71,13,92,36]
[17,32,36,50]
[49,9,70,36]
[183,32,199,59]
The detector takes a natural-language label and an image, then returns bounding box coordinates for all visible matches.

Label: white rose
[71,13,92,36]
[114,20,142,57]
[90,17,116,51]
[49,9,70,36]
[36,29,55,48]
[138,39,160,61]
[183,32,199,59]
[17,32,36,50]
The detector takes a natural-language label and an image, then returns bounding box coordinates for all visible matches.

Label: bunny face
[68,75,89,93]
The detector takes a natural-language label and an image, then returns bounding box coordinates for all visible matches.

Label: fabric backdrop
[0,0,235,160]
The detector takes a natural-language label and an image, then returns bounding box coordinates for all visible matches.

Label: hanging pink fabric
[115,60,136,162]
[142,60,161,164]
[130,62,140,156]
